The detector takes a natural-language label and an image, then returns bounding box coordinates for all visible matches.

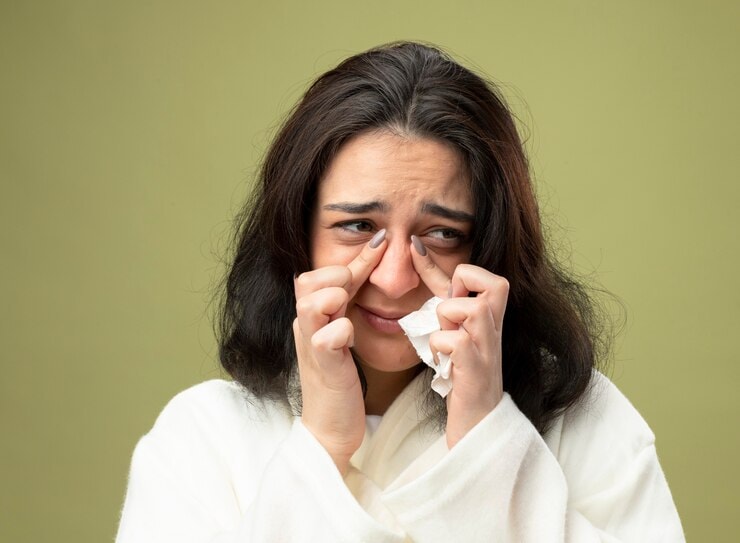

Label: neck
[361,363,423,416]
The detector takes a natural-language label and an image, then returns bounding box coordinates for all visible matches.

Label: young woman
[117,42,684,542]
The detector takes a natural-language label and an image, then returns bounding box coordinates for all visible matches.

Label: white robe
[116,372,684,542]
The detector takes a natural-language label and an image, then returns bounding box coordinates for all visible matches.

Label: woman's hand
[293,231,387,475]
[410,236,508,449]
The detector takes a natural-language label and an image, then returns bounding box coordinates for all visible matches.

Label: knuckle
[339,267,352,287]
[470,299,490,320]
[310,332,329,352]
[457,263,474,274]
[324,287,349,312]
[295,296,313,316]
[458,331,474,349]
[295,272,309,288]
[334,287,349,305]
[428,330,442,348]
[311,334,326,352]
[335,318,353,339]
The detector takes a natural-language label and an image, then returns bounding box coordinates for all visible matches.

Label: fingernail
[369,229,386,248]
[411,235,426,256]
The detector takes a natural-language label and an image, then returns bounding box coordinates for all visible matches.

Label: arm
[400,240,684,542]
[115,382,406,543]
[380,387,684,542]
[117,235,403,542]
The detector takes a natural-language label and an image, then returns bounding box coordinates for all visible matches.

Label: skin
[293,130,509,474]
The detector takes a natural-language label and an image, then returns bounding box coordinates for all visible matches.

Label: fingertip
[348,231,386,295]
[448,272,469,299]
[410,235,427,257]
[347,321,355,348]
[409,237,452,299]
[369,228,387,249]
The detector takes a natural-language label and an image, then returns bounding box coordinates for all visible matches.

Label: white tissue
[398,296,453,398]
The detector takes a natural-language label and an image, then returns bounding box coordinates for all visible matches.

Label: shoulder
[545,371,658,497]
[122,381,297,526]
[155,378,282,417]
[141,379,294,464]
[557,372,654,447]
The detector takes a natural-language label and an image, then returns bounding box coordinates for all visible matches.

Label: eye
[334,220,375,234]
[427,228,465,240]
[423,227,470,249]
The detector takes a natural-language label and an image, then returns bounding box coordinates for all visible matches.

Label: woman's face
[310,130,474,374]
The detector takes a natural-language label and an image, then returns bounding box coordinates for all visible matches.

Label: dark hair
[218,41,608,433]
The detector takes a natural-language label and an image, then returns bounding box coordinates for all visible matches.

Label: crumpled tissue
[398,296,452,398]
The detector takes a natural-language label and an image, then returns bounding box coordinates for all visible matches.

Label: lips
[355,305,409,334]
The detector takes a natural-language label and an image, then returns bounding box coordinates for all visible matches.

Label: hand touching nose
[293,230,387,474]
[367,233,421,299]
[409,235,508,449]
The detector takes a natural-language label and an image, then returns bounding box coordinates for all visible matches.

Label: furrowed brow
[323,201,388,214]
[421,202,475,223]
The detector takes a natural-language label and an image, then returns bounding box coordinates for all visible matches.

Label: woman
[117,42,684,541]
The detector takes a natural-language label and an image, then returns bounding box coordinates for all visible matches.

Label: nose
[367,235,420,299]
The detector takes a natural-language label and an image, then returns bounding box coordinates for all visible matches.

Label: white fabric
[365,414,383,436]
[116,372,684,542]
[397,296,453,397]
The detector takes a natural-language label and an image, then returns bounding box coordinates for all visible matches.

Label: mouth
[355,305,409,334]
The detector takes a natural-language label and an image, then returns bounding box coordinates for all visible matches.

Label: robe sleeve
[377,379,685,542]
[115,381,405,543]
[116,377,684,542]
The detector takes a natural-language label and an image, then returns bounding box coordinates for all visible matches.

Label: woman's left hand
[410,241,509,448]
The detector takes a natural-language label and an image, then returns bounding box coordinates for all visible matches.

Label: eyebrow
[421,202,475,223]
[323,200,474,222]
[323,201,389,214]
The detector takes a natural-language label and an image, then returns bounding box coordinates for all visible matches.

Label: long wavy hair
[218,42,609,433]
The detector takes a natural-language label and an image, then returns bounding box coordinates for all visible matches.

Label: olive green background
[1,1,738,541]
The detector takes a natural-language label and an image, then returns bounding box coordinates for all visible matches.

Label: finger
[409,235,452,299]
[295,286,349,338]
[450,264,509,329]
[310,318,358,387]
[293,317,357,389]
[436,297,498,356]
[293,317,308,360]
[428,329,479,371]
[310,317,355,360]
[346,229,387,298]
[294,266,352,299]
[437,296,494,332]
[292,317,315,371]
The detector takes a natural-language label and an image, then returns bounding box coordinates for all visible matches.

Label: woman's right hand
[293,231,387,475]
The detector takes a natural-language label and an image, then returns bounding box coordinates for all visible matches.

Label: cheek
[310,233,362,269]
[433,251,472,277]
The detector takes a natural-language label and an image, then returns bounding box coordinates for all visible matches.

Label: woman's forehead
[317,131,472,211]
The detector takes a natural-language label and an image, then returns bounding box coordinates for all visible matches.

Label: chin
[351,328,421,374]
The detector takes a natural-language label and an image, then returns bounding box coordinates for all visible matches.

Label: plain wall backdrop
[1,1,738,541]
